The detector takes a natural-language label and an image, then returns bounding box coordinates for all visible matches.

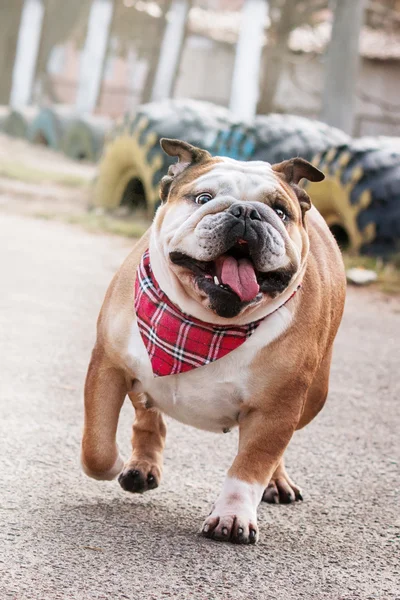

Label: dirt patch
[0,133,149,238]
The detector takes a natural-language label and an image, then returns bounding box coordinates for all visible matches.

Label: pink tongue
[220,256,260,302]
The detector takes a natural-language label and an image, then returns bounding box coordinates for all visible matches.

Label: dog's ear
[159,138,211,202]
[160,138,211,172]
[273,157,324,186]
[273,158,325,214]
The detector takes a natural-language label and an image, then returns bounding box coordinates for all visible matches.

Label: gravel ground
[0,213,399,600]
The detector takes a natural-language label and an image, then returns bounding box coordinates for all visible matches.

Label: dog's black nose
[228,203,261,221]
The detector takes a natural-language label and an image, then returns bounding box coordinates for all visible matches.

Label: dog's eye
[195,193,213,205]
[274,207,287,221]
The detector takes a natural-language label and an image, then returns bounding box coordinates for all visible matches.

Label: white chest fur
[123,306,292,432]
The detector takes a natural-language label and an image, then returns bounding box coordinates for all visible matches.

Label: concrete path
[0,214,399,600]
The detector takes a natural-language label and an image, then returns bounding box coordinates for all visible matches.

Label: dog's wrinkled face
[151,138,324,321]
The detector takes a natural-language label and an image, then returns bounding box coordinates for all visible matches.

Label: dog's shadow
[49,492,212,555]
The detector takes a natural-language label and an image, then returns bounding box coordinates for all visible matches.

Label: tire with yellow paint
[93,118,163,214]
[306,138,400,256]
[93,99,241,214]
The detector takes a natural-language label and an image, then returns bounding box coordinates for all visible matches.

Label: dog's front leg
[118,399,166,494]
[201,402,301,544]
[81,346,127,480]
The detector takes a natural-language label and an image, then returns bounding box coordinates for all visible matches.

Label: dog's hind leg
[262,349,333,504]
[118,397,166,494]
[81,346,127,480]
[296,347,332,430]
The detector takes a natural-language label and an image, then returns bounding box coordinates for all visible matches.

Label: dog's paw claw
[146,473,157,489]
[249,528,257,544]
[201,514,258,544]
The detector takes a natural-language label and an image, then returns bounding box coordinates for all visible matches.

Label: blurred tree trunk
[76,0,114,114]
[257,0,329,115]
[0,1,25,104]
[150,0,190,102]
[34,0,91,102]
[230,0,269,120]
[141,0,173,103]
[171,0,193,96]
[257,0,293,115]
[321,0,366,133]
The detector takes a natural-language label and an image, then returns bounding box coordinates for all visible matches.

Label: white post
[321,0,366,134]
[229,0,268,122]
[10,0,45,109]
[76,0,114,115]
[150,0,189,102]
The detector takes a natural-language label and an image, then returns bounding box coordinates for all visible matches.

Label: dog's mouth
[170,240,290,305]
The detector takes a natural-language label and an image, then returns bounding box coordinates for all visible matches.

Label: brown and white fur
[81,139,346,544]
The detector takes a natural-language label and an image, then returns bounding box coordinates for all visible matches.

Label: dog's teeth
[214,276,219,285]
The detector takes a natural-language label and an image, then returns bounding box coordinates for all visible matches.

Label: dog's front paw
[201,512,258,544]
[118,460,161,493]
[201,477,263,544]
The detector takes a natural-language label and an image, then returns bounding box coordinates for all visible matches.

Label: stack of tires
[94,100,350,211]
[0,105,111,163]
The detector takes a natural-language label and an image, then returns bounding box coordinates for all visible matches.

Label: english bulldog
[81,138,346,544]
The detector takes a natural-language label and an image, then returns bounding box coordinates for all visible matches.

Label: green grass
[0,162,90,187]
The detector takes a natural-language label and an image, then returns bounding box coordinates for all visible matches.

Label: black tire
[251,113,350,163]
[95,99,240,213]
[307,138,400,255]
[27,106,73,150]
[62,116,111,162]
[2,108,37,139]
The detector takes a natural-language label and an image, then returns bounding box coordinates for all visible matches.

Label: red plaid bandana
[135,250,298,377]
